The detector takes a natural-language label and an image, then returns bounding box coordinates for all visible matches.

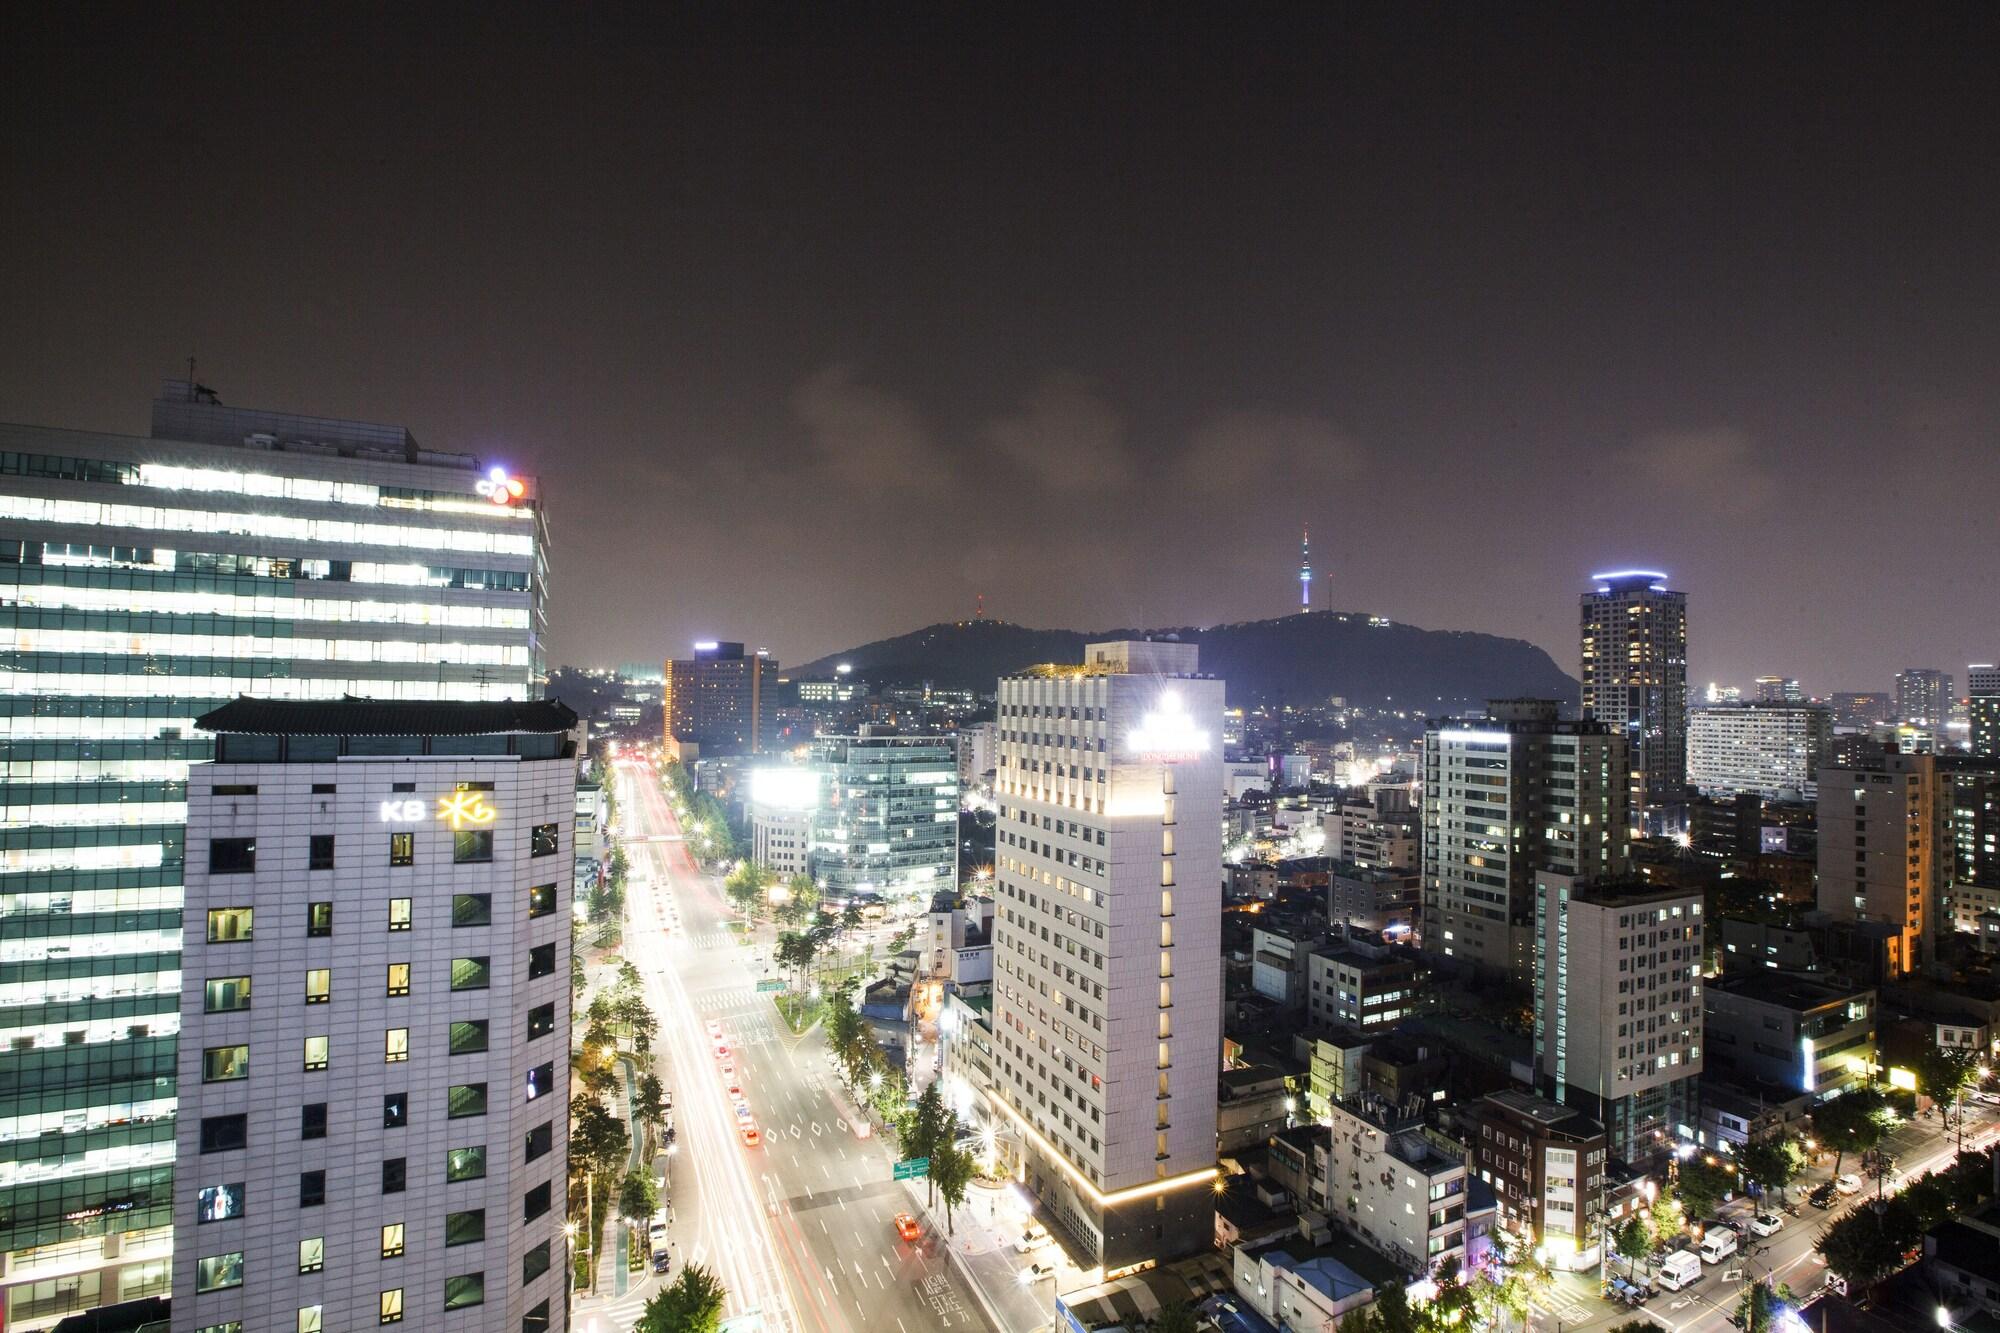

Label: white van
[1656,1250,1703,1291]
[647,1208,669,1249]
[1699,1227,1738,1264]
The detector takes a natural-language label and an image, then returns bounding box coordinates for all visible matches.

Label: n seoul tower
[1299,526,1312,610]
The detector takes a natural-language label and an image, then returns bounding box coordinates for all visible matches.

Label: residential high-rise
[1579,570,1688,815]
[1533,874,1703,1164]
[1754,676,1803,704]
[808,733,960,899]
[1941,754,2000,934]
[989,640,1223,1268]
[0,382,546,1327]
[1830,692,1893,731]
[1970,665,2000,759]
[661,640,778,757]
[1421,700,1630,974]
[1815,750,1947,975]
[1686,702,1833,801]
[1895,668,1953,730]
[172,699,576,1333]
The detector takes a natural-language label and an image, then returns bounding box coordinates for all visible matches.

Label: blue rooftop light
[1589,569,1670,582]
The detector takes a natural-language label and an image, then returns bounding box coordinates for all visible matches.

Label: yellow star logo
[437,791,498,830]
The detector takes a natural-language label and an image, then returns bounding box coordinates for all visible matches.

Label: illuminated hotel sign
[379,792,500,827]
[1126,692,1210,763]
[475,466,527,506]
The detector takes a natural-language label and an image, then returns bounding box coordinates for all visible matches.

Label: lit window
[303,1035,329,1071]
[385,1028,410,1063]
[381,1223,405,1258]
[299,1237,324,1273]
[379,1288,404,1325]
[386,963,411,996]
[305,969,331,1004]
[196,1251,244,1292]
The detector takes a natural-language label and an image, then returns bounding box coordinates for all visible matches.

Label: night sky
[3,5,1996,692]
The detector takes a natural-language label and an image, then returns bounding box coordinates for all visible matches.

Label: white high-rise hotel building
[990,641,1223,1270]
[0,382,545,1330]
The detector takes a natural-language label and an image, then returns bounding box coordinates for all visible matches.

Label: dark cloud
[2,5,1997,691]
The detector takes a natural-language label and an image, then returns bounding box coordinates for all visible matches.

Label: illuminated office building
[172,699,576,1333]
[1686,702,1833,801]
[1579,570,1688,814]
[0,381,545,1330]
[990,641,1223,1268]
[1815,750,1946,975]
[807,735,958,899]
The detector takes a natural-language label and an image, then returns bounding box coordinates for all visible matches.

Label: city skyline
[4,7,1998,689]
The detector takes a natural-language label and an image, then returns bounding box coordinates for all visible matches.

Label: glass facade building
[0,382,545,1330]
[808,735,958,898]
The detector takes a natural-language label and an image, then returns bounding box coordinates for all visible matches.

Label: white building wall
[171,752,573,1333]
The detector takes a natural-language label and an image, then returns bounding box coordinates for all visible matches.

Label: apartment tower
[989,641,1223,1269]
[1815,749,1946,975]
[1579,570,1688,815]
[1421,700,1630,974]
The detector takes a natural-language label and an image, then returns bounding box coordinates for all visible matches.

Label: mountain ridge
[793,612,1578,710]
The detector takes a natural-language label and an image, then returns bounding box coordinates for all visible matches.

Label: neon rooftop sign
[475,467,527,506]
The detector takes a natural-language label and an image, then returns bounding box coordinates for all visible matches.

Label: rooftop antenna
[975,592,985,620]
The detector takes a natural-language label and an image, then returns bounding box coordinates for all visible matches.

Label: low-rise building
[1219,1066,1297,1152]
[1231,1240,1377,1330]
[1704,974,1876,1099]
[1253,924,1315,1011]
[1307,930,1429,1034]
[1463,1089,1607,1272]
[1926,1200,2000,1323]
[1307,1031,1373,1121]
[1321,1100,1477,1277]
[1327,864,1421,935]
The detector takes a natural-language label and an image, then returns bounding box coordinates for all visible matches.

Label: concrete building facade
[170,699,576,1333]
[989,640,1224,1268]
[1534,875,1704,1164]
[1815,750,1947,975]
[1687,703,1833,801]
[662,641,778,757]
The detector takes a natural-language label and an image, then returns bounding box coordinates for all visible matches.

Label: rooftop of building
[1554,875,1705,907]
[1480,1088,1605,1138]
[1708,972,1871,1011]
[1219,1064,1291,1098]
[198,696,579,736]
[1244,1243,1374,1306]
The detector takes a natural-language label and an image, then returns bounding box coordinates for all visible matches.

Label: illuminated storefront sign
[380,799,426,823]
[474,466,527,506]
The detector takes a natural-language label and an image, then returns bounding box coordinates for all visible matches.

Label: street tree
[1816,1196,1922,1291]
[906,1083,956,1204]
[932,1144,973,1236]
[570,1093,630,1182]
[637,1263,727,1333]
[1150,1302,1200,1333]
[1915,1043,1980,1118]
[1675,1158,1735,1221]
[1647,1183,1687,1253]
[1613,1216,1652,1279]
[619,1170,659,1224]
[1738,1136,1806,1204]
[1813,1087,1895,1178]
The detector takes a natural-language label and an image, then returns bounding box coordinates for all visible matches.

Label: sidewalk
[898,1174,1061,1333]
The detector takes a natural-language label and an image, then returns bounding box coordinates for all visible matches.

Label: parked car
[1656,1250,1703,1291]
[1835,1173,1863,1195]
[1749,1212,1784,1237]
[1808,1182,1838,1209]
[1699,1227,1739,1264]
[652,1248,672,1274]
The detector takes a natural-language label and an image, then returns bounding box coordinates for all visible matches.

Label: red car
[740,1124,762,1148]
[894,1213,922,1242]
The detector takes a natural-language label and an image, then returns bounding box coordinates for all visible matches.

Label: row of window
[204,963,560,1011]
[205,893,559,942]
[199,1095,557,1157]
[204,1022,556,1076]
[196,1258,499,1319]
[208,824,559,874]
